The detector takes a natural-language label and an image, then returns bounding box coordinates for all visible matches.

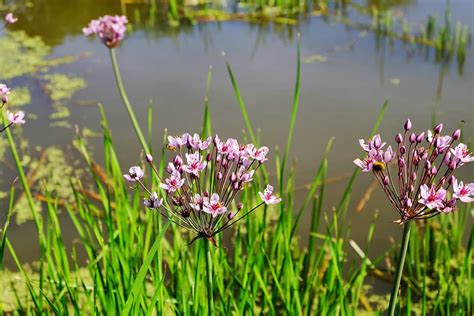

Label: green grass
[0,40,472,315]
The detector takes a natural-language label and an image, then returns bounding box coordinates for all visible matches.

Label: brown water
[1,0,473,265]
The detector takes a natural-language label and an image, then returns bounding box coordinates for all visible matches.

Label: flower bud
[173,155,183,167]
[228,212,235,220]
[2,95,8,104]
[233,182,240,190]
[430,166,437,175]
[434,123,443,134]
[145,154,153,163]
[399,146,406,155]
[206,153,212,161]
[452,129,461,140]
[449,160,457,170]
[398,159,405,168]
[411,172,417,181]
[395,133,403,143]
[404,198,412,208]
[416,132,424,143]
[374,135,382,149]
[409,133,416,143]
[231,172,237,182]
[444,152,451,165]
[217,172,223,180]
[237,203,244,210]
[446,198,457,207]
[404,119,412,131]
[425,160,431,170]
[383,176,390,186]
[448,176,455,185]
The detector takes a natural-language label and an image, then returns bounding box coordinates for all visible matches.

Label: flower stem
[204,239,215,315]
[109,48,150,153]
[388,221,412,316]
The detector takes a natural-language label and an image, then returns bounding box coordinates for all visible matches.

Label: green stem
[204,240,215,315]
[388,221,412,316]
[109,48,150,153]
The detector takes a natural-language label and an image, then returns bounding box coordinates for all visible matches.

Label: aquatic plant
[354,119,473,315]
[127,133,280,244]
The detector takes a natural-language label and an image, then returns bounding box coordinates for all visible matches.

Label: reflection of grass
[0,43,472,314]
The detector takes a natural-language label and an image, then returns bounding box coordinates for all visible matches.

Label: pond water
[1,0,473,266]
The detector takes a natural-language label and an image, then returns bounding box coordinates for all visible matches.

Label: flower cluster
[0,84,25,133]
[354,119,473,224]
[124,133,281,243]
[83,15,128,48]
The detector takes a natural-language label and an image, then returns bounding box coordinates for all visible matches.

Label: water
[2,0,473,266]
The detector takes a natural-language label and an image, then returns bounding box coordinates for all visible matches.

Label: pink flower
[182,152,207,177]
[217,137,238,156]
[452,177,474,203]
[123,166,144,182]
[451,143,473,165]
[383,146,394,163]
[5,13,17,24]
[190,194,206,211]
[248,145,269,163]
[168,133,188,150]
[144,192,163,209]
[203,193,227,217]
[83,15,128,48]
[160,170,185,193]
[188,133,212,150]
[6,111,25,125]
[359,134,385,152]
[259,185,282,205]
[0,84,11,95]
[418,185,446,210]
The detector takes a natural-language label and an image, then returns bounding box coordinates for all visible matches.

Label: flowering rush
[124,133,281,244]
[0,84,26,133]
[354,119,473,224]
[83,15,128,48]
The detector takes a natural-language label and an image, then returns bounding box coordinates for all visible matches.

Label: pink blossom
[182,152,207,177]
[359,134,386,152]
[259,185,282,205]
[451,143,473,165]
[4,13,17,24]
[0,84,11,96]
[190,193,206,211]
[6,111,25,125]
[123,166,144,182]
[160,170,185,193]
[418,185,446,210]
[203,193,227,217]
[188,133,212,150]
[144,192,163,209]
[248,145,269,163]
[452,177,474,203]
[237,168,254,184]
[217,137,238,156]
[83,15,128,48]
[168,133,189,149]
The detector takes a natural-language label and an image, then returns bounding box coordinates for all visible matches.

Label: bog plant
[354,119,473,315]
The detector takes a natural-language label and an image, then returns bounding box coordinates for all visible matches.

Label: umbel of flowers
[355,119,473,315]
[124,133,281,244]
[354,119,473,223]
